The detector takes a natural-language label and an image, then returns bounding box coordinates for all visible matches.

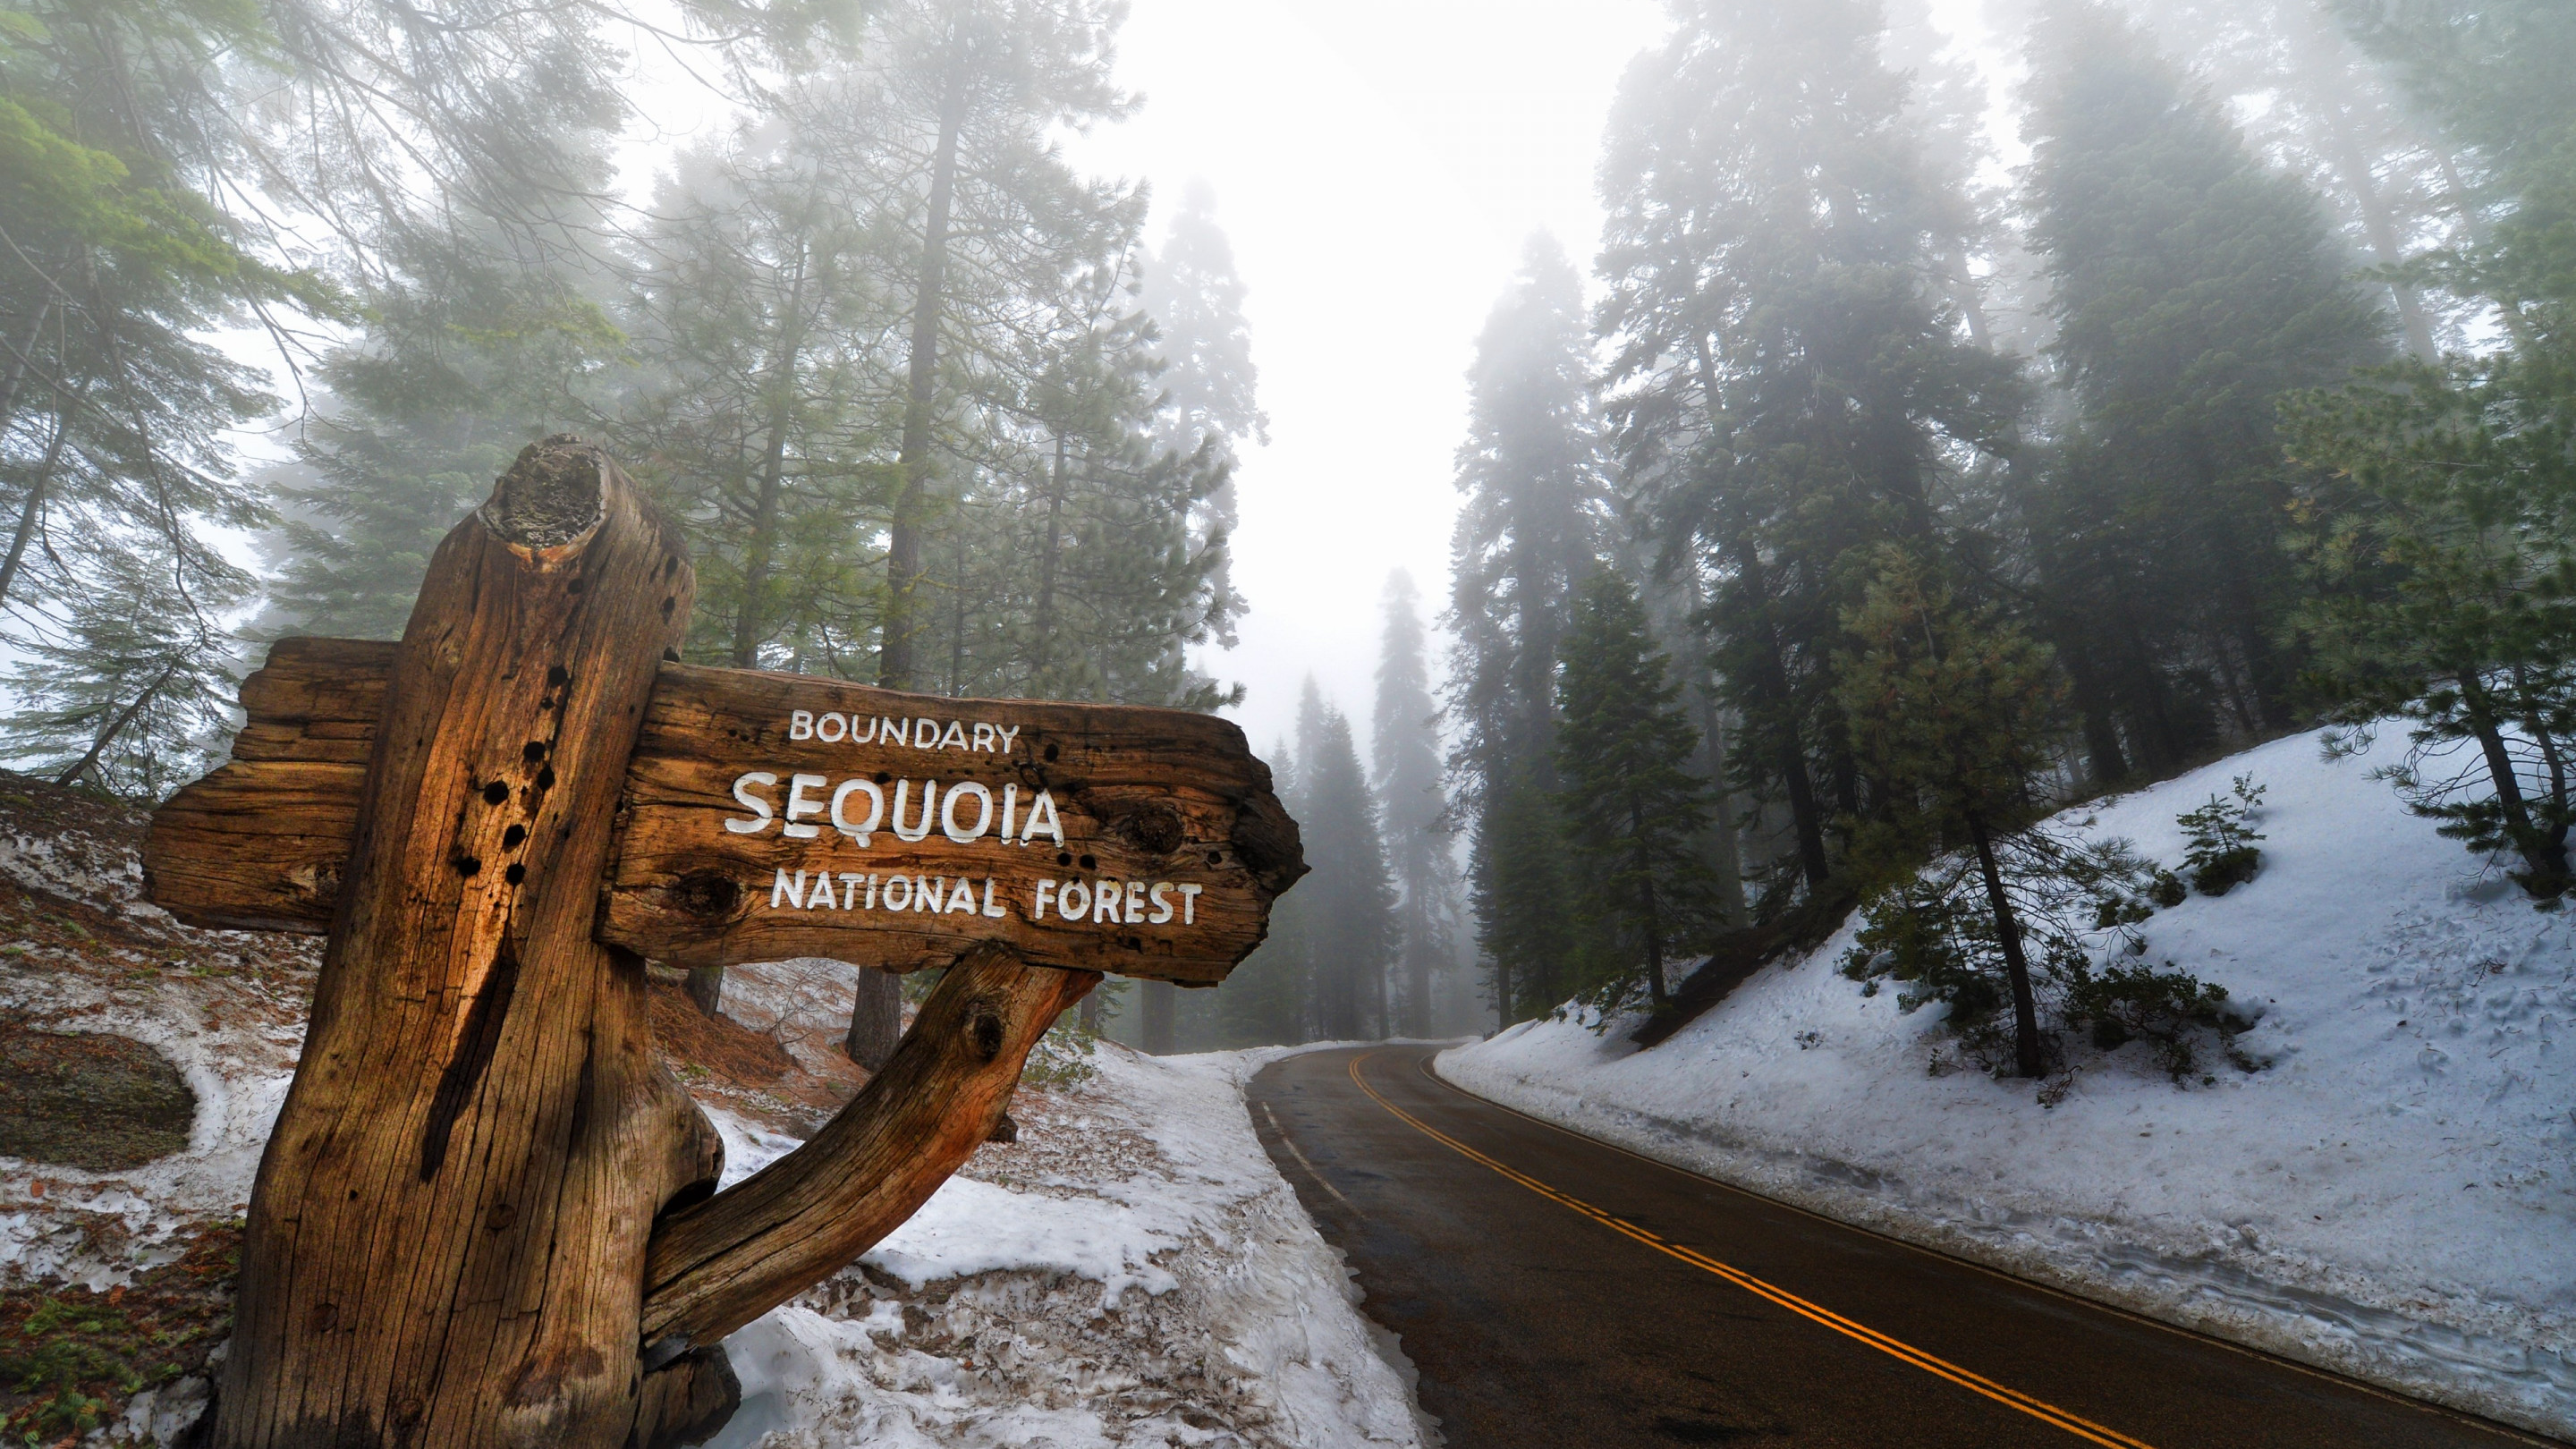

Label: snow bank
[1440,728,2576,1439]
[709,1043,1428,1449]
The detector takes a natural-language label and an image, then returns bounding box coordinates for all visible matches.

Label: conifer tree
[2015,2,2389,773]
[1375,570,1457,1036]
[1445,237,1600,1023]
[1553,569,1722,1010]
[1835,547,2065,1075]
[1141,180,1265,648]
[1301,704,1400,1038]
[2279,0,2576,899]
[1216,733,1312,1045]
[1597,0,2021,894]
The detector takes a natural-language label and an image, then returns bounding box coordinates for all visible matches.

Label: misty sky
[1074,0,2002,764]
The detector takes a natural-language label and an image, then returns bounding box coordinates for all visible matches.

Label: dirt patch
[0,1021,195,1170]
[0,1222,238,1445]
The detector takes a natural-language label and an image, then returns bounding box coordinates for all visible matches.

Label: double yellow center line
[1343,1052,2159,1449]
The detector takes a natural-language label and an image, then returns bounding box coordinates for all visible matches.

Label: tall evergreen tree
[2284,0,2576,901]
[1445,236,1601,1024]
[2014,2,2390,778]
[1597,0,2021,897]
[0,0,327,791]
[1141,179,1264,649]
[1553,568,1722,1010]
[1374,570,1456,1036]
[1835,546,2067,1075]
[1301,701,1399,1039]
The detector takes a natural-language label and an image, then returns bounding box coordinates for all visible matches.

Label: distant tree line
[1445,0,2576,1062]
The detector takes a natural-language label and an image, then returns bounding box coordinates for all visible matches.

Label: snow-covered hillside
[1441,728,2576,1439]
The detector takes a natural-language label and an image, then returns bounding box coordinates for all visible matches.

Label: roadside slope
[1441,729,2576,1440]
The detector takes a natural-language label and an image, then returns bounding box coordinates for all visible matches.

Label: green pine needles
[1552,568,1723,1014]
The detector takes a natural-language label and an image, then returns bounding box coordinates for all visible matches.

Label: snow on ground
[707,1041,1429,1449]
[1441,728,2576,1440]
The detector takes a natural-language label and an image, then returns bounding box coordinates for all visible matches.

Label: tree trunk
[208,437,727,1448]
[1402,947,1433,1038]
[1140,979,1176,1054]
[880,44,971,695]
[2458,673,2569,895]
[844,968,903,1072]
[0,402,75,613]
[683,965,725,1018]
[1967,811,2046,1079]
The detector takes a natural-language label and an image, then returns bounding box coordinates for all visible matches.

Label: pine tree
[2015,2,2390,773]
[2279,0,2576,901]
[1216,733,1312,1046]
[1374,570,1457,1036]
[871,0,1135,695]
[1445,236,1600,1024]
[1553,569,1722,1011]
[1141,180,1265,649]
[1301,704,1400,1038]
[1835,547,2067,1075]
[0,0,343,791]
[1597,0,2021,896]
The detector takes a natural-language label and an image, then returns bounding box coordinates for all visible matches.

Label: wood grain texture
[147,652,1307,985]
[638,943,1097,1349]
[599,664,1303,981]
[209,438,719,1449]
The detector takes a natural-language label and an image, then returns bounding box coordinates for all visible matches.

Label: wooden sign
[147,645,1302,985]
[145,437,1305,1449]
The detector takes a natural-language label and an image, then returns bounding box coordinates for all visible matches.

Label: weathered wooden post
[142,437,1303,1448]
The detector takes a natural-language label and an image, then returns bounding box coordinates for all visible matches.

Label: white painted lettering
[1125,880,1147,920]
[726,772,779,834]
[972,723,997,751]
[945,877,977,914]
[861,874,880,910]
[1033,879,1056,919]
[914,876,945,912]
[879,716,909,748]
[882,874,913,911]
[852,716,878,744]
[941,781,994,843]
[804,874,836,910]
[837,872,865,910]
[1060,880,1091,920]
[891,780,938,842]
[771,868,805,908]
[1093,882,1123,924]
[913,716,939,747]
[1021,790,1064,847]
[783,773,827,839]
[789,711,814,741]
[1148,881,1174,923]
[937,720,969,750]
[981,877,1004,918]
[1179,884,1202,925]
[816,711,847,742]
[831,778,885,845]
[999,784,1019,843]
[996,724,1021,755]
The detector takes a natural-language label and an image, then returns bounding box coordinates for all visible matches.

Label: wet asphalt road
[1244,1045,2553,1449]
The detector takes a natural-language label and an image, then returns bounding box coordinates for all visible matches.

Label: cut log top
[146,639,1304,986]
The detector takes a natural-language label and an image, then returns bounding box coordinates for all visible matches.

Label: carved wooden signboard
[141,438,1302,1449]
[150,646,1301,981]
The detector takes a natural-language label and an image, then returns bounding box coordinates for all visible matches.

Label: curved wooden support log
[638,945,1098,1352]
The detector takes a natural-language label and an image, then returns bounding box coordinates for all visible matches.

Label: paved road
[1246,1046,2553,1449]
